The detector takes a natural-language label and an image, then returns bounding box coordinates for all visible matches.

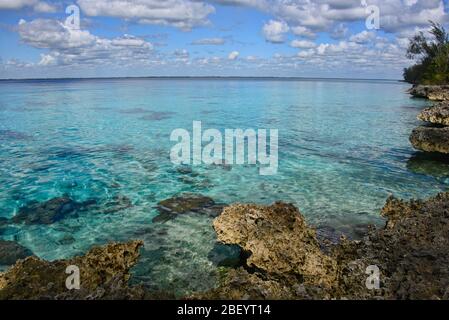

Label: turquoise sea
[0,78,447,296]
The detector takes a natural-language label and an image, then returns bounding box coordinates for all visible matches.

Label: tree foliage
[403,21,449,85]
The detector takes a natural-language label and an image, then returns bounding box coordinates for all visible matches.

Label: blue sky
[0,0,448,79]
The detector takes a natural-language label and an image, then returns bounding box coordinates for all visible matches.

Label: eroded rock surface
[410,125,449,154]
[409,85,449,101]
[418,102,449,125]
[0,241,146,299]
[213,202,338,288]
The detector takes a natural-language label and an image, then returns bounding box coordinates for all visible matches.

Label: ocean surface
[0,78,447,296]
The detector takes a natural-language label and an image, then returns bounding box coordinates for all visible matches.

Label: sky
[0,0,448,79]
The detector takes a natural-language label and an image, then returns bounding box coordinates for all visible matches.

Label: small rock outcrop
[409,85,449,101]
[0,241,146,299]
[213,202,338,288]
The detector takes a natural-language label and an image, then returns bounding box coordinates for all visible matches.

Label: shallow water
[0,78,447,296]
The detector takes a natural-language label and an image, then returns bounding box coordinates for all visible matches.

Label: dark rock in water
[410,125,449,154]
[175,166,198,176]
[57,235,76,245]
[0,240,33,265]
[409,85,449,101]
[158,193,215,213]
[140,111,175,121]
[207,243,243,268]
[0,130,31,140]
[12,197,97,225]
[103,195,133,214]
[0,241,153,299]
[153,193,224,223]
[119,107,151,114]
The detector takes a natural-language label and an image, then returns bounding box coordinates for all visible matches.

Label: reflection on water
[407,152,449,182]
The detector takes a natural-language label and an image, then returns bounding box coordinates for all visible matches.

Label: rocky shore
[409,85,449,154]
[0,191,448,299]
[0,241,149,299]
[200,193,449,300]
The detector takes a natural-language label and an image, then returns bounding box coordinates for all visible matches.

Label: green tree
[404,21,449,85]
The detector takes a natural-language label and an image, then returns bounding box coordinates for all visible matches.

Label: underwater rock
[0,241,33,266]
[103,195,133,214]
[417,101,449,126]
[12,197,97,225]
[140,111,175,121]
[153,193,220,223]
[410,125,449,154]
[0,241,146,299]
[203,193,449,299]
[0,130,31,140]
[409,85,449,101]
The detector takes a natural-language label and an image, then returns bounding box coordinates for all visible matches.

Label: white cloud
[290,39,316,49]
[77,0,215,30]
[262,20,289,43]
[291,26,316,39]
[191,37,226,45]
[349,30,376,43]
[228,51,239,60]
[18,19,154,67]
[0,0,56,12]
[213,0,449,37]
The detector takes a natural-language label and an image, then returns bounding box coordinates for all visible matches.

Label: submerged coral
[11,197,97,225]
[153,193,224,223]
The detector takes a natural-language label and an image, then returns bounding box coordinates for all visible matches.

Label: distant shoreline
[0,76,403,82]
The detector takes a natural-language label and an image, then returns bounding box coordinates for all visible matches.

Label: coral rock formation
[0,241,145,299]
[410,126,449,154]
[418,102,449,126]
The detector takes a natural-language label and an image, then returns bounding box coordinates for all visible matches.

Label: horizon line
[0,75,404,82]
